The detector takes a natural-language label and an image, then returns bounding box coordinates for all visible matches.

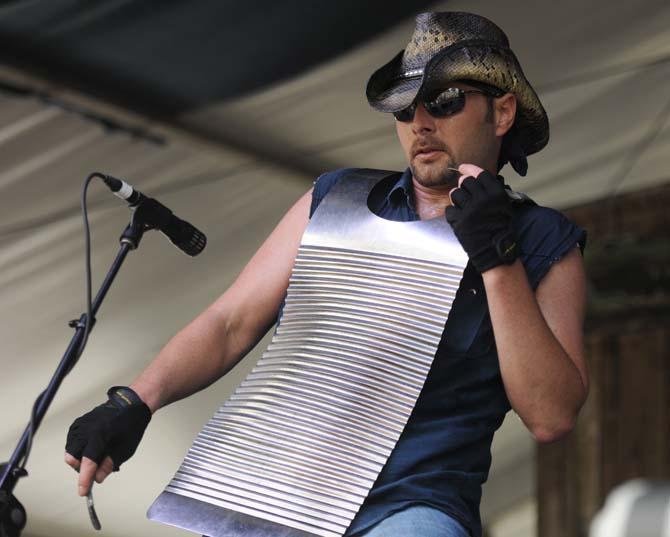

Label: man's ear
[495,93,517,137]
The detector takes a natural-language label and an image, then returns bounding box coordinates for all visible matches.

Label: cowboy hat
[367,12,549,163]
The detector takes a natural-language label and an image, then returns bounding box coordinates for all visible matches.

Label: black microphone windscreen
[162,217,207,256]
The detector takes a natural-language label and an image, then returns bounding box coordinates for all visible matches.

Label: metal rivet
[469,288,477,295]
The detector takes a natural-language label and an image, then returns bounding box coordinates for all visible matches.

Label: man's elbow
[530,417,577,443]
[531,380,589,443]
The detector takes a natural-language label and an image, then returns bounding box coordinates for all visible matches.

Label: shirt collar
[387,167,414,207]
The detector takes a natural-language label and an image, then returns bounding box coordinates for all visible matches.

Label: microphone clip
[119,199,167,249]
[130,197,174,231]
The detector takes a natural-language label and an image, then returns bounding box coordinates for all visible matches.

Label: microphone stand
[0,208,155,537]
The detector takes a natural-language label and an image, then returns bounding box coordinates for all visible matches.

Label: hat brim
[367,41,549,156]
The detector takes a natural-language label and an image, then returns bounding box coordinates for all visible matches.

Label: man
[66,11,588,537]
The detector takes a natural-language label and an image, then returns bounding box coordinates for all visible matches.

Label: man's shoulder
[512,201,581,243]
[313,167,401,189]
[310,168,401,218]
[510,198,587,288]
[312,167,361,192]
[512,200,565,227]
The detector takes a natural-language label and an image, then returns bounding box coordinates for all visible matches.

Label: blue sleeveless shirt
[306,168,586,537]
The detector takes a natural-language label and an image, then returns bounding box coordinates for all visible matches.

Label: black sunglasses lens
[393,103,416,122]
[425,89,466,118]
[392,89,469,121]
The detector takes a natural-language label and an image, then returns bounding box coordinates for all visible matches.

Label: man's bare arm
[66,188,313,494]
[130,188,313,413]
[483,246,588,443]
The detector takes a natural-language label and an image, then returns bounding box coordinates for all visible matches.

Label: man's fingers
[95,456,115,484]
[452,188,473,209]
[64,452,81,472]
[450,163,490,207]
[449,187,459,206]
[69,451,114,492]
[78,456,98,497]
[457,163,484,184]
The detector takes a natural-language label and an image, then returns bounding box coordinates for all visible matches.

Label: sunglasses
[393,87,503,122]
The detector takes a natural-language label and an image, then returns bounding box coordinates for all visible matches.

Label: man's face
[395,82,500,190]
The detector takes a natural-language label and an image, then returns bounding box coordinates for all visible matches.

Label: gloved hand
[445,166,518,273]
[65,386,151,492]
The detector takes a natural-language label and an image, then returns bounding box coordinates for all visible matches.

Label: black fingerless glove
[66,386,151,470]
[445,170,518,273]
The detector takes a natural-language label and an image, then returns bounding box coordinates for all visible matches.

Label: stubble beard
[410,156,460,191]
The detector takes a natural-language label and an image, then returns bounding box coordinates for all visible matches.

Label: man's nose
[411,103,436,134]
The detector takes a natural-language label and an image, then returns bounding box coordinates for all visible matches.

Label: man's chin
[411,162,459,189]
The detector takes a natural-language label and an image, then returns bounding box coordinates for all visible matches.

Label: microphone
[102,175,206,256]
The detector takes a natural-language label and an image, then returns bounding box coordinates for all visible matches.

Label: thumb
[95,456,116,484]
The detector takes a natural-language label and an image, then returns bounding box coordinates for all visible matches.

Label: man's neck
[412,179,453,220]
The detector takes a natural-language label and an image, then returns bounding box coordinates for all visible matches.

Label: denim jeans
[359,505,470,537]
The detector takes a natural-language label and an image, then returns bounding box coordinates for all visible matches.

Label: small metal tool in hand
[86,484,102,530]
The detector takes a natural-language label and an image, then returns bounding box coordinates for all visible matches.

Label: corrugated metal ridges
[165,243,463,536]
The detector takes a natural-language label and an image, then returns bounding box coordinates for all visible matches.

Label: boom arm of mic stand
[0,221,147,536]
